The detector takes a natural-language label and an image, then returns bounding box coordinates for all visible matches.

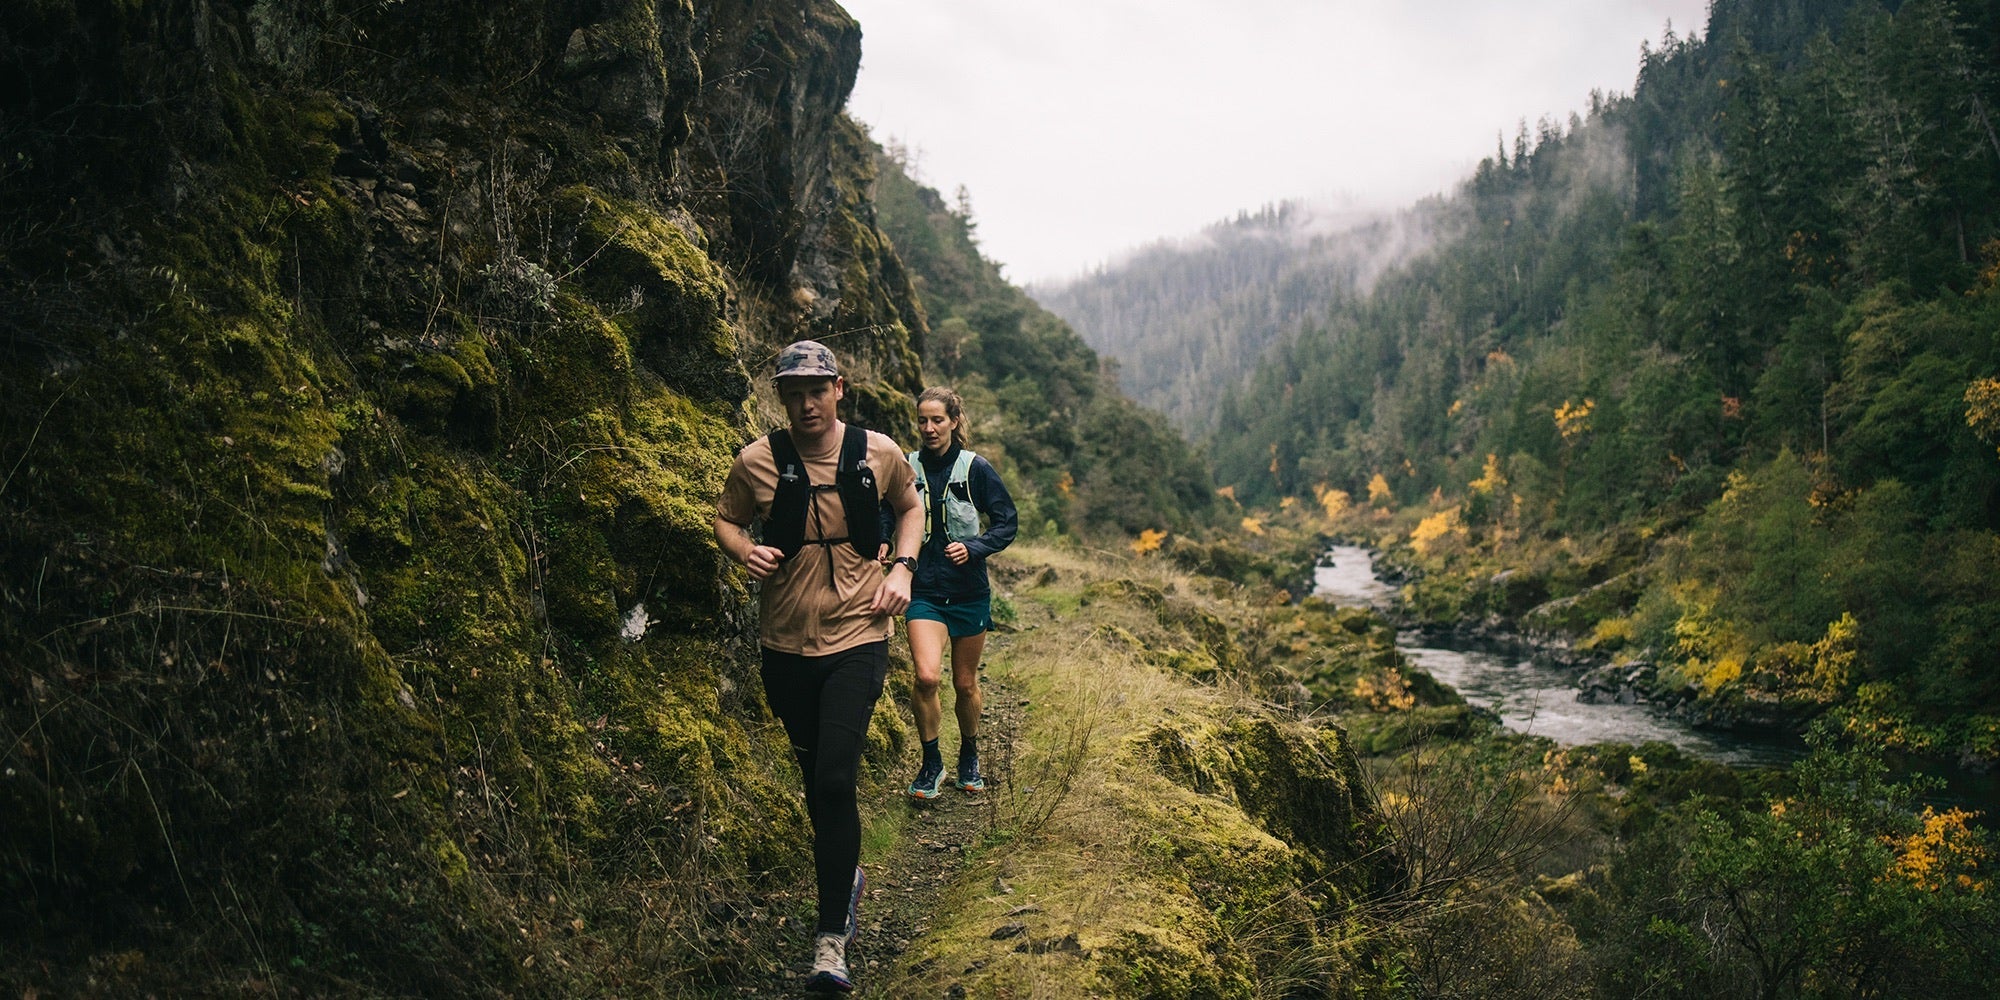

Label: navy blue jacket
[910,446,1016,603]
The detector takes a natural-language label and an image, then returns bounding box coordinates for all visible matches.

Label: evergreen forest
[1034,200,1445,437]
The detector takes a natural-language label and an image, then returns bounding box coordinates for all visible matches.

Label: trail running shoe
[907,759,946,800]
[955,755,985,793]
[805,932,852,993]
[844,865,865,944]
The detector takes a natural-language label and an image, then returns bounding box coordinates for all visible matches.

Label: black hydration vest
[763,424,881,562]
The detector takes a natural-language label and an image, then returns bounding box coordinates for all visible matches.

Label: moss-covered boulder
[1139,713,1372,875]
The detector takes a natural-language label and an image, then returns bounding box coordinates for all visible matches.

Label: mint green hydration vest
[908,449,982,543]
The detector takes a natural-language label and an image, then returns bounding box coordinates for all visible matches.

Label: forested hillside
[868,144,1219,535]
[1088,0,2000,753]
[1034,202,1443,436]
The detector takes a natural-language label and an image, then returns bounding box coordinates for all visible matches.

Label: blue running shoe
[955,755,985,793]
[907,760,946,800]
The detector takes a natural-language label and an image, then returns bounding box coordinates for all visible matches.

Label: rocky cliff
[0,1,922,993]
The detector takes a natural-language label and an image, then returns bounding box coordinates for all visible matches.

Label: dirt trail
[731,632,1025,998]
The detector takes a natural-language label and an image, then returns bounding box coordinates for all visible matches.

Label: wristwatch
[891,556,918,573]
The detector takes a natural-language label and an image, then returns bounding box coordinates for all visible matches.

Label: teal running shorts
[905,595,991,638]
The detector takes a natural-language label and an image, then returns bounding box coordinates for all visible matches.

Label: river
[1313,545,1806,767]
[1314,544,2000,819]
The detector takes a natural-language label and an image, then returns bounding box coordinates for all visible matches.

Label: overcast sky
[838,0,1711,285]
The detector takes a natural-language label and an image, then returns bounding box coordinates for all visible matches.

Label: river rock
[1577,661,1659,705]
[1485,568,1550,617]
[1520,569,1647,639]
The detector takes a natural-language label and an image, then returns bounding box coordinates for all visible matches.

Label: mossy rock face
[1521,568,1648,638]
[1143,718,1239,797]
[1149,647,1223,682]
[1155,597,1243,673]
[1084,577,1168,610]
[1079,579,1249,682]
[1101,924,1255,1000]
[552,185,749,405]
[0,0,917,994]
[1481,567,1551,618]
[552,0,700,153]
[681,0,861,286]
[1137,714,1374,874]
[1116,711,1377,998]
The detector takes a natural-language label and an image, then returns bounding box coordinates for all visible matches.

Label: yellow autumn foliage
[1409,507,1467,556]
[1554,398,1595,441]
[1366,473,1392,506]
[1702,655,1744,690]
[1319,488,1351,521]
[1129,528,1168,556]
[1353,667,1417,712]
[1753,612,1860,702]
[1967,377,2000,458]
[1469,453,1506,495]
[1667,581,1753,691]
[1240,516,1265,536]
[1887,806,1991,891]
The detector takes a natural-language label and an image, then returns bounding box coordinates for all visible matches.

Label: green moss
[1084,577,1168,611]
[1136,714,1370,874]
[1342,704,1480,753]
[1102,923,1254,1000]
[1150,647,1222,681]
[1108,772,1324,998]
[431,836,472,882]
[551,186,748,406]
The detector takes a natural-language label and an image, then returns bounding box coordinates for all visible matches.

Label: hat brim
[772,368,840,382]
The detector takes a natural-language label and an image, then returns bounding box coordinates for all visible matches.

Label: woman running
[903,386,1018,799]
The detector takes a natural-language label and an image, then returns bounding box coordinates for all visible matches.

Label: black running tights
[760,641,887,935]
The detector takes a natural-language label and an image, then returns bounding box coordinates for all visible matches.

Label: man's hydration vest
[908,448,982,543]
[763,425,881,561]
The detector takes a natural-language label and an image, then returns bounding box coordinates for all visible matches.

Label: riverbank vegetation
[868,541,1382,997]
[843,529,1997,997]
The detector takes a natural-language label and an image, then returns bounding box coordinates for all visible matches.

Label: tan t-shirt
[717,425,916,656]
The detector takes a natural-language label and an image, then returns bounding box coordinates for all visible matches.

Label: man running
[713,340,922,994]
